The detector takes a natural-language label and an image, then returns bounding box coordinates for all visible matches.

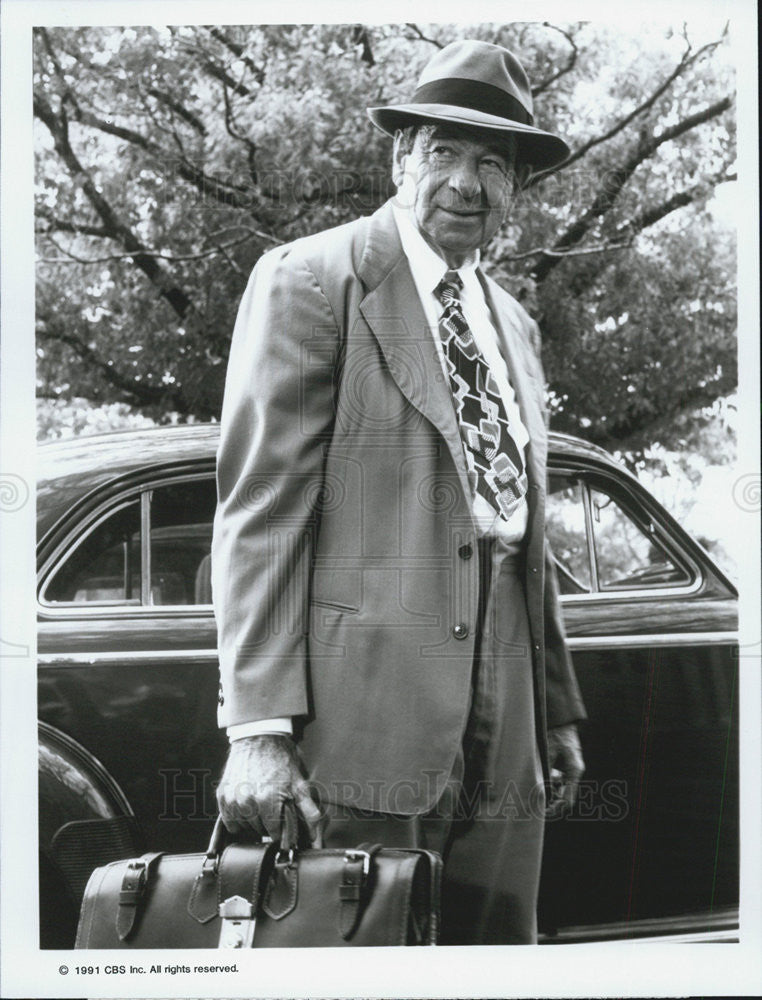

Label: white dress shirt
[229,206,530,742]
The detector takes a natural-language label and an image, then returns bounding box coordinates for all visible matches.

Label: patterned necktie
[435,270,528,521]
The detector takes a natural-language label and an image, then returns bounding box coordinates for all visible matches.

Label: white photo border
[2,0,759,996]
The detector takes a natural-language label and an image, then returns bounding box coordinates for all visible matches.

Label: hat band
[411,77,533,127]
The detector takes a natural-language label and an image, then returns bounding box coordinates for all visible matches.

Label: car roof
[36,422,620,538]
[37,424,220,538]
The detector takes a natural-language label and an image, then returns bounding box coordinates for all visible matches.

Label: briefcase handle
[198,817,268,879]
[202,798,303,873]
[188,818,278,927]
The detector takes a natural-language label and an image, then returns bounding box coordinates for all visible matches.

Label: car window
[590,487,689,590]
[42,477,216,608]
[544,481,592,594]
[43,500,141,604]
[148,482,215,606]
[547,474,692,595]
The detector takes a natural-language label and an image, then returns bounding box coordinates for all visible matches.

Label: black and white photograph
[1,0,760,997]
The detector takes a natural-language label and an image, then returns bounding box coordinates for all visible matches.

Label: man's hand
[216,734,322,846]
[545,723,585,819]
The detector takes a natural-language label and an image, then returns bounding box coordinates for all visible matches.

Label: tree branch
[500,239,632,263]
[531,23,579,97]
[404,24,445,48]
[36,208,110,238]
[205,26,266,84]
[37,228,276,265]
[146,85,207,135]
[40,27,207,138]
[572,168,734,301]
[624,170,736,235]
[37,27,253,209]
[531,95,733,282]
[33,90,194,318]
[558,168,737,298]
[200,223,246,278]
[182,33,255,99]
[589,377,735,448]
[61,101,255,207]
[351,25,375,66]
[220,75,258,186]
[530,25,730,184]
[36,27,83,114]
[36,311,171,405]
[137,83,202,172]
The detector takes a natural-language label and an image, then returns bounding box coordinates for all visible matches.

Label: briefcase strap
[217,842,275,907]
[338,844,383,940]
[262,850,298,921]
[116,852,164,941]
[408,848,443,945]
[216,842,278,948]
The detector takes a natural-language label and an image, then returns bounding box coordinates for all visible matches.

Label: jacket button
[453,623,469,640]
[534,643,541,652]
[531,566,538,573]
[458,543,473,560]
[218,689,225,706]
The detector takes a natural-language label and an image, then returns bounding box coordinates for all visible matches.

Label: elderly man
[212,38,586,945]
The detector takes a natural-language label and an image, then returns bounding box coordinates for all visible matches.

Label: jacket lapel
[358,203,474,508]
[357,202,547,521]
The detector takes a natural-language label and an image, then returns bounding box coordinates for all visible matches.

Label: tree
[34,21,736,457]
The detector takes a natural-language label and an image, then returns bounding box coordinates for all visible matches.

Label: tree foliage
[34,21,736,455]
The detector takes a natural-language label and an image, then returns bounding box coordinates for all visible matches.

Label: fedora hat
[367,39,569,171]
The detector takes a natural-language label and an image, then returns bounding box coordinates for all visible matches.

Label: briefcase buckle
[118,858,149,907]
[343,849,371,878]
[218,895,256,948]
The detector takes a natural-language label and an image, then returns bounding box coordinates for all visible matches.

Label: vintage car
[37,424,739,947]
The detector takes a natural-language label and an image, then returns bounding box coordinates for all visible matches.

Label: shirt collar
[391,201,480,297]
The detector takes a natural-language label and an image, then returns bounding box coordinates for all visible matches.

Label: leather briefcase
[75,819,442,948]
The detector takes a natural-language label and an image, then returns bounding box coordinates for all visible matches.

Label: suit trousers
[320,533,546,945]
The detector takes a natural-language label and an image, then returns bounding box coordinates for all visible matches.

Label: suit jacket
[212,200,585,815]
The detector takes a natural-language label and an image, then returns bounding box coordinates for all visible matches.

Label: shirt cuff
[227,718,293,742]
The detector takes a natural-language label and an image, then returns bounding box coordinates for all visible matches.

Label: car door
[538,453,739,942]
[37,468,225,855]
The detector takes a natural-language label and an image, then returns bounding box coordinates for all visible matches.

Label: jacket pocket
[309,597,360,614]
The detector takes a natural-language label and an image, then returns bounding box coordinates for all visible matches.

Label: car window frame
[547,464,704,603]
[39,458,708,616]
[38,471,217,618]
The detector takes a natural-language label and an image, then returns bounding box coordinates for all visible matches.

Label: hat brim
[367,104,570,171]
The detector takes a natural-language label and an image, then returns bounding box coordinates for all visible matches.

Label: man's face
[393,124,517,267]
